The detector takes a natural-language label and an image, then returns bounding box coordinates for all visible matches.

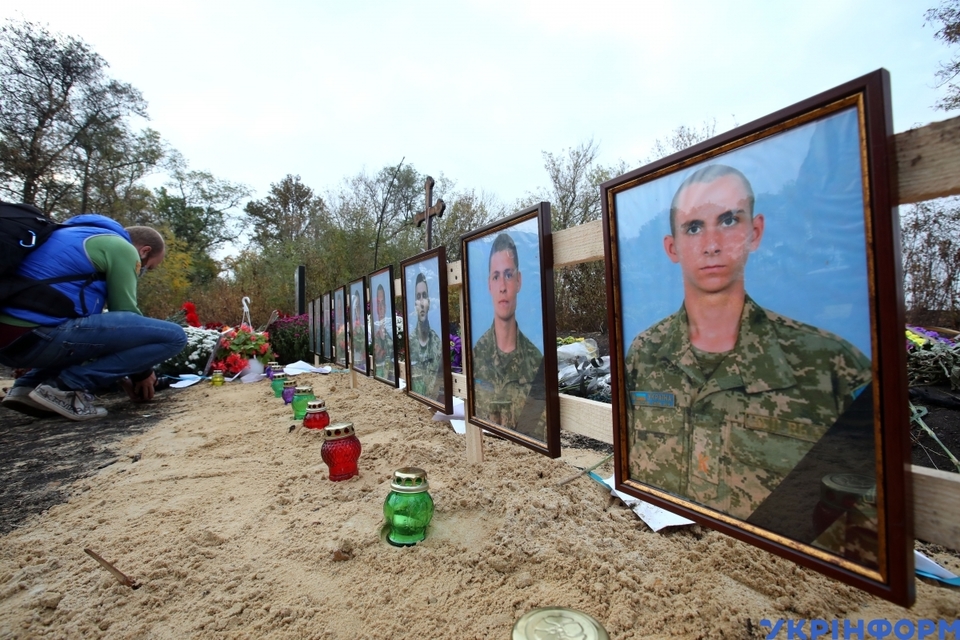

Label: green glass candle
[383,467,434,546]
[270,372,286,397]
[292,386,315,420]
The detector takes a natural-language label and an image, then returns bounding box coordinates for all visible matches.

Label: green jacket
[623,295,872,520]
[472,322,546,440]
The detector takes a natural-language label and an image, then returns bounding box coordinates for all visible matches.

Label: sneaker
[1,386,56,418]
[28,384,107,421]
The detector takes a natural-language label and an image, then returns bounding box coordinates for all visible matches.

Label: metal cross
[414,176,445,250]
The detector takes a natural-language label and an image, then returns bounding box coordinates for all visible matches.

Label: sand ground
[1,373,958,639]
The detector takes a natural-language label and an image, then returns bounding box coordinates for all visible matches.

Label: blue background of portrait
[466,216,545,352]
[404,254,444,352]
[370,270,395,328]
[615,106,873,359]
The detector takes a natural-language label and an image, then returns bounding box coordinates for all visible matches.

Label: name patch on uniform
[630,391,676,408]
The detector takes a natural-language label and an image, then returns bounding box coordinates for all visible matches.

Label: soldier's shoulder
[762,307,869,365]
[626,312,681,360]
[516,328,544,360]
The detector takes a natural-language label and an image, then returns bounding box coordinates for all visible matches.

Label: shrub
[268,314,311,364]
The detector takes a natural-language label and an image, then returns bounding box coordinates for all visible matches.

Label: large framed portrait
[308,297,316,355]
[462,203,560,457]
[347,276,369,376]
[369,265,400,387]
[602,70,912,605]
[400,247,453,414]
[321,292,331,363]
[333,286,348,368]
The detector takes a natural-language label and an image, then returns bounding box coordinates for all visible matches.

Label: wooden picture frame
[310,298,320,357]
[348,276,369,376]
[400,247,453,414]
[333,286,348,369]
[321,291,332,363]
[370,265,400,387]
[461,203,560,458]
[601,69,912,605]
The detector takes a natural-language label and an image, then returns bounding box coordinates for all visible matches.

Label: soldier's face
[415,281,429,323]
[488,249,521,322]
[377,291,386,320]
[664,174,764,296]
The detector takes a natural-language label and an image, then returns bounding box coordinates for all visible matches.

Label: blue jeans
[0,312,186,391]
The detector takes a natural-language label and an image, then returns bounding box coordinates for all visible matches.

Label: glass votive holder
[211,369,224,386]
[282,379,296,404]
[271,372,286,397]
[266,361,280,380]
[292,385,315,420]
[383,467,434,547]
[320,422,361,481]
[303,399,330,431]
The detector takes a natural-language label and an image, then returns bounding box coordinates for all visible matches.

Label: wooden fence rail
[411,115,960,551]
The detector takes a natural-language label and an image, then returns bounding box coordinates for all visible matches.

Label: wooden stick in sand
[84,548,140,589]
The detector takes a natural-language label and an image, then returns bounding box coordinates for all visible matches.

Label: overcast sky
[4,0,954,211]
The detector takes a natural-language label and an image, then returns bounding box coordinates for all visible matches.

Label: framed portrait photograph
[347,276,369,376]
[321,291,332,363]
[333,286,348,368]
[462,203,560,458]
[602,70,912,605]
[400,247,453,414]
[308,297,316,355]
[369,265,400,387]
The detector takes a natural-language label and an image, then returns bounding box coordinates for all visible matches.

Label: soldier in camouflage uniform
[373,284,395,381]
[624,164,872,521]
[472,233,546,440]
[409,273,443,400]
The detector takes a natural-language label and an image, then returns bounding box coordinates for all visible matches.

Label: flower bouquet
[157,326,221,376]
[211,324,276,376]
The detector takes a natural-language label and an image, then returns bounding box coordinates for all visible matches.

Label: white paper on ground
[915,549,959,580]
[240,372,266,384]
[283,360,331,375]
[601,475,695,532]
[432,397,466,434]
[169,376,203,389]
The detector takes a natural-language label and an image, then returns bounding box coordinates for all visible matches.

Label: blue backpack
[0,201,103,318]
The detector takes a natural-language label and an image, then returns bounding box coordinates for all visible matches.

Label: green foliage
[267,314,311,364]
[0,19,149,215]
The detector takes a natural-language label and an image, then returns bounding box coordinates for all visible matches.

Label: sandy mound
[1,373,958,638]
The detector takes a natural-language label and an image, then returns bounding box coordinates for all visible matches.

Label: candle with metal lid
[303,399,330,431]
[292,385,315,419]
[383,467,434,546]
[320,421,361,481]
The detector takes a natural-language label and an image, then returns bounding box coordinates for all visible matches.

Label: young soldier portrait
[471,232,547,440]
[408,272,443,400]
[373,282,395,381]
[624,164,872,521]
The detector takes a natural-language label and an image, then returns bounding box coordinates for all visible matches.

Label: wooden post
[414,176,446,251]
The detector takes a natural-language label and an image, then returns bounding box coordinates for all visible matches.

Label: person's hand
[133,371,158,401]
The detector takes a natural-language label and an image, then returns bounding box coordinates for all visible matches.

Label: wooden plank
[559,393,614,444]
[466,423,484,463]
[911,464,960,550]
[451,372,467,398]
[894,116,960,205]
[447,260,463,289]
[554,219,605,268]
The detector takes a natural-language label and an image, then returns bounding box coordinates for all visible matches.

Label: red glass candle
[303,399,330,430]
[321,422,361,481]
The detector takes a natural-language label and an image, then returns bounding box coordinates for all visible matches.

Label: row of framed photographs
[308,201,557,463]
[307,69,911,605]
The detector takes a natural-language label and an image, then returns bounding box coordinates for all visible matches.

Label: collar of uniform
[732,295,796,394]
[653,296,796,395]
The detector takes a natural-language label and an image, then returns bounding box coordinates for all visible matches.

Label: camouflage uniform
[409,325,443,400]
[472,323,546,440]
[624,295,872,520]
[374,317,394,381]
